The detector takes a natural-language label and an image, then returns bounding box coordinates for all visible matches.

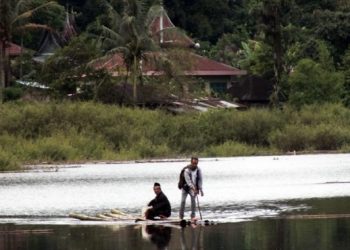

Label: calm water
[1,154,350,249]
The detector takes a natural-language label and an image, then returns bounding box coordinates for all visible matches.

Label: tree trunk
[4,47,11,87]
[270,5,284,107]
[132,55,138,106]
[0,41,5,102]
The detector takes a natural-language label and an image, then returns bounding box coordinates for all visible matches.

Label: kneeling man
[145,183,171,220]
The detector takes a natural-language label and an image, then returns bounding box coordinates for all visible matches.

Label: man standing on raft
[179,157,204,220]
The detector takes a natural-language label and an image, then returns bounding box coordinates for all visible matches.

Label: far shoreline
[20,150,348,172]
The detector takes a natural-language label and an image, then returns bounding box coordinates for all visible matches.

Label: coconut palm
[95,0,158,105]
[0,0,61,101]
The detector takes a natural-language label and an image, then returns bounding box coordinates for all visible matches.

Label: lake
[1,154,350,249]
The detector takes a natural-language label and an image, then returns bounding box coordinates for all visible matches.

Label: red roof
[93,52,246,77]
[184,53,246,76]
[93,7,246,77]
[1,42,23,56]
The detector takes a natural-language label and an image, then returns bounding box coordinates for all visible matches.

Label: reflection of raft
[69,209,215,227]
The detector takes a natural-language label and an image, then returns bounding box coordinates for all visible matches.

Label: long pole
[196,195,202,220]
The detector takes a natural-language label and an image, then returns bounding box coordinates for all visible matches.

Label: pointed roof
[33,31,62,63]
[61,11,77,43]
[149,7,195,48]
[33,10,77,63]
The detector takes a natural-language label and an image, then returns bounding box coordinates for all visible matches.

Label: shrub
[287,59,344,108]
[3,87,24,101]
[310,124,350,150]
[268,125,312,152]
[0,151,20,171]
[204,141,275,157]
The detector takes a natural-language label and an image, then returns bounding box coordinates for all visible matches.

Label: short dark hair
[154,182,161,187]
[191,156,198,161]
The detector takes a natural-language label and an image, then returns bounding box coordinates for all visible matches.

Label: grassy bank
[1,102,350,171]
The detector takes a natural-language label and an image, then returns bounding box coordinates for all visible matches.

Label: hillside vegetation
[1,102,350,171]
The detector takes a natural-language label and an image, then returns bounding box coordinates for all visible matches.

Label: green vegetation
[1,101,350,171]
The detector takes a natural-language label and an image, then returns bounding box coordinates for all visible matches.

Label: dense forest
[1,0,350,107]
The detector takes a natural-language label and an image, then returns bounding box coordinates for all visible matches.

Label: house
[93,5,246,96]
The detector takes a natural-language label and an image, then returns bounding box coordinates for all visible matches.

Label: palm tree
[96,0,157,105]
[0,0,61,101]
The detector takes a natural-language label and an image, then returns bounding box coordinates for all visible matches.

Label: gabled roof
[93,52,246,77]
[149,7,195,48]
[184,53,246,76]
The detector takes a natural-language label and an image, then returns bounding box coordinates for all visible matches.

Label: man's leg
[145,208,156,220]
[179,189,188,219]
[190,194,196,219]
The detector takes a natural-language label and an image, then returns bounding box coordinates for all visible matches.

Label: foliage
[341,46,350,107]
[287,59,344,108]
[1,102,350,170]
[41,35,106,98]
[92,0,158,104]
[164,0,246,43]
[2,87,24,101]
[0,0,64,91]
[204,141,275,157]
[0,150,20,171]
[238,40,274,78]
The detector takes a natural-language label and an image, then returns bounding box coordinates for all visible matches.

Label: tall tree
[94,0,156,105]
[0,0,62,101]
[249,0,296,106]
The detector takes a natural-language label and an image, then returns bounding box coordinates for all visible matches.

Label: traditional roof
[149,7,196,48]
[33,31,62,63]
[33,10,77,63]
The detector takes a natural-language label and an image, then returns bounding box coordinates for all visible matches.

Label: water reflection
[180,227,203,250]
[142,225,172,250]
[1,216,350,249]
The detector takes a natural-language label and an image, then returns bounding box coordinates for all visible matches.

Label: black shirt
[148,192,171,217]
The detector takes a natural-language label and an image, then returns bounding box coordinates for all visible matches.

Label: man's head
[153,182,162,195]
[190,156,198,170]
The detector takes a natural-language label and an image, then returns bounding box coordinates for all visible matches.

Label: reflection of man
[145,225,171,250]
[180,227,202,250]
[145,183,171,220]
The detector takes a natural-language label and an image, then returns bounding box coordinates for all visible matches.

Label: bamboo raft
[69,209,215,227]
